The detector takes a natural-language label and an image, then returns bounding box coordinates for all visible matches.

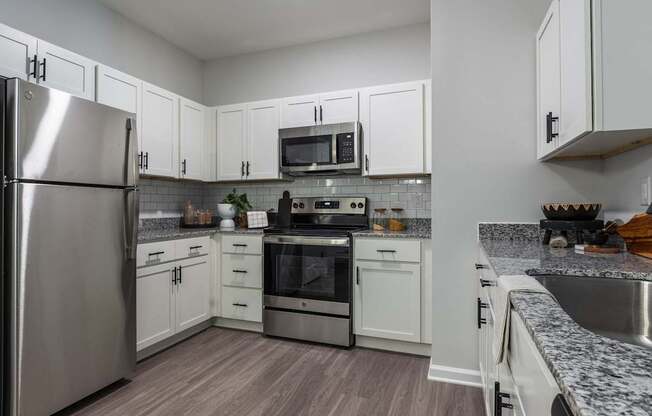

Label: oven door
[280,134,336,173]
[263,235,351,314]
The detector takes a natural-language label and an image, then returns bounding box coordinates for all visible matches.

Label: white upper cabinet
[36,40,96,100]
[216,104,247,181]
[95,65,141,114]
[360,81,425,176]
[424,80,432,174]
[141,82,179,178]
[280,90,359,128]
[246,99,280,180]
[280,94,320,128]
[537,0,652,160]
[536,0,561,158]
[179,98,205,181]
[318,89,359,125]
[0,23,37,80]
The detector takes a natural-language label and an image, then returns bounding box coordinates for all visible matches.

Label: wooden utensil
[617,213,652,259]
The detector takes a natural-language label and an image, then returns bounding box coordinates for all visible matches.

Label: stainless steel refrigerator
[1,78,138,416]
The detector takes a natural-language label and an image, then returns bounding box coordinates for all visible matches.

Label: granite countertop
[138,226,264,243]
[352,228,431,239]
[479,235,652,416]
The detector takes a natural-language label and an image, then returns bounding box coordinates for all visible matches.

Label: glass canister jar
[372,208,387,231]
[389,208,406,231]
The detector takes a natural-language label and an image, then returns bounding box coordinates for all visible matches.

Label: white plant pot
[217,203,236,229]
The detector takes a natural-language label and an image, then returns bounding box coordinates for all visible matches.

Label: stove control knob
[292,203,298,209]
[358,202,364,209]
[299,202,305,209]
[350,202,357,209]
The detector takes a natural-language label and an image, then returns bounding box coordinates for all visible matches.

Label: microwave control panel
[336,132,356,164]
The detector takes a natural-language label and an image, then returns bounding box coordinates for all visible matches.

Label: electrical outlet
[641,177,651,206]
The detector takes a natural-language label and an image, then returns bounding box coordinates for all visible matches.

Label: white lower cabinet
[221,286,262,322]
[136,237,211,352]
[220,234,263,323]
[354,237,430,345]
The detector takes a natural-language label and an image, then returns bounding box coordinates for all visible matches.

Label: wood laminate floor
[60,328,484,416]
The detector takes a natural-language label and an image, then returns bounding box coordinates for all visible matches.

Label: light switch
[641,177,651,206]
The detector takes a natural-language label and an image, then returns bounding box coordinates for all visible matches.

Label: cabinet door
[360,82,424,176]
[141,82,179,178]
[319,89,358,124]
[559,0,593,146]
[424,80,432,174]
[536,0,561,158]
[354,260,420,342]
[136,264,175,351]
[176,257,210,332]
[36,40,96,100]
[95,65,141,114]
[179,98,205,180]
[421,240,432,344]
[280,94,319,128]
[246,99,280,180]
[0,23,36,80]
[216,104,246,181]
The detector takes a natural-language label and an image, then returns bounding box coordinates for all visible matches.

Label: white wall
[0,0,203,102]
[430,0,605,376]
[603,146,652,220]
[203,23,430,106]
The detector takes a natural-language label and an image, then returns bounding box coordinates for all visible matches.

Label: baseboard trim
[213,317,263,333]
[355,335,431,356]
[428,361,482,388]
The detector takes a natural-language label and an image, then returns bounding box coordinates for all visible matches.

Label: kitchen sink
[532,275,652,350]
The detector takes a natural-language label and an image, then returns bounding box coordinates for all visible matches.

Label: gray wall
[430,0,604,373]
[603,146,652,219]
[0,0,204,102]
[203,23,430,106]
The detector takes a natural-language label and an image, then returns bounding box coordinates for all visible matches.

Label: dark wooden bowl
[541,203,602,221]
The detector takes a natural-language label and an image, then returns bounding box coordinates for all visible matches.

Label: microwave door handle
[332,134,338,165]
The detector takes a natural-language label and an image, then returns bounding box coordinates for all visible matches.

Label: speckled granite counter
[352,218,431,239]
[479,224,652,416]
[138,227,264,243]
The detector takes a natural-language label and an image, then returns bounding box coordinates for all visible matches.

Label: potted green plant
[220,188,252,228]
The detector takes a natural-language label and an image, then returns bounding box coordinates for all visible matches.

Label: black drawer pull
[189,245,203,250]
[477,297,488,328]
[232,303,248,308]
[232,244,248,247]
[475,263,489,269]
[232,270,248,274]
[148,251,164,257]
[480,279,496,287]
[376,249,397,253]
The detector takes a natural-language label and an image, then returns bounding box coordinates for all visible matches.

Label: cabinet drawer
[137,240,176,267]
[355,238,420,263]
[175,236,210,259]
[221,254,262,289]
[221,287,262,322]
[222,234,262,255]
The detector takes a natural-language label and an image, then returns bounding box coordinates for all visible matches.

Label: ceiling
[99,0,430,61]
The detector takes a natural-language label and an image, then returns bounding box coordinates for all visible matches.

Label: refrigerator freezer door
[5,183,136,416]
[5,78,138,186]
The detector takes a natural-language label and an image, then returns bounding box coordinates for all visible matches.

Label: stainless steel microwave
[279,122,361,175]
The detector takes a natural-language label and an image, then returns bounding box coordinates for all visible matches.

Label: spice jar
[372,208,387,231]
[389,208,406,231]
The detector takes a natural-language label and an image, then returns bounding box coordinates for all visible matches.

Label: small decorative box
[246,211,269,229]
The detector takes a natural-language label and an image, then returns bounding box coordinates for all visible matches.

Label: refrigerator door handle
[124,187,139,260]
[125,118,139,187]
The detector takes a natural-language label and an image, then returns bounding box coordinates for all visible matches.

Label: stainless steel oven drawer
[263,309,353,347]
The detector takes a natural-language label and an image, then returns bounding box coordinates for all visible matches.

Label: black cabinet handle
[356,266,360,285]
[241,161,245,177]
[182,159,187,175]
[148,251,164,257]
[494,382,513,416]
[246,161,250,177]
[144,152,149,170]
[314,106,317,124]
[475,263,489,270]
[319,105,323,123]
[232,303,248,307]
[546,112,559,144]
[232,244,248,247]
[376,249,397,253]
[189,245,203,250]
[480,279,496,287]
[172,267,177,285]
[477,297,488,329]
[365,155,369,172]
[138,152,143,169]
[28,54,38,79]
[232,270,248,274]
[178,266,182,284]
[39,58,46,82]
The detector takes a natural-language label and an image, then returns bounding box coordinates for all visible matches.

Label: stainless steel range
[263,197,368,346]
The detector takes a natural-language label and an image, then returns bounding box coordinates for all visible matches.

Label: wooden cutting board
[617,213,652,259]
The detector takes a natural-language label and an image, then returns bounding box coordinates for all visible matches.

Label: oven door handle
[263,235,350,247]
